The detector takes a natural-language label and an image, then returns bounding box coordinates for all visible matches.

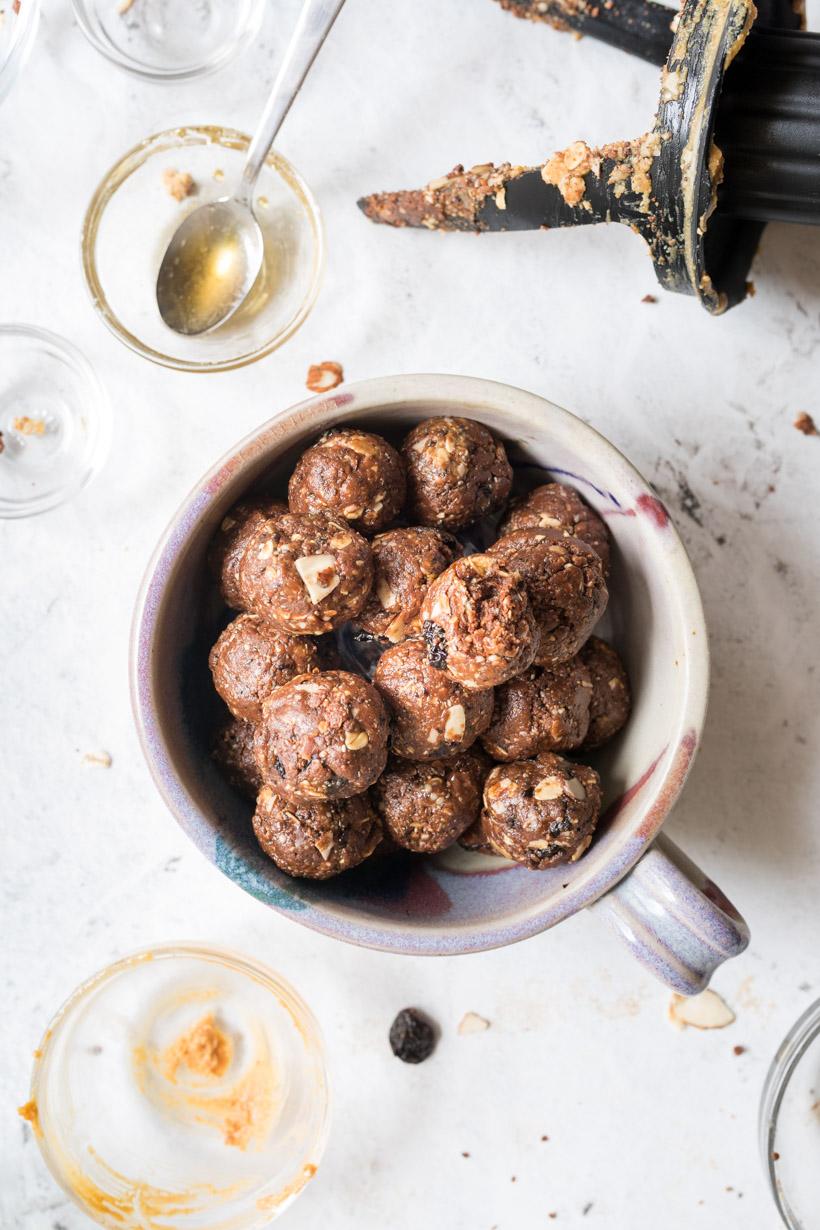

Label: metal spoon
[156,0,347,336]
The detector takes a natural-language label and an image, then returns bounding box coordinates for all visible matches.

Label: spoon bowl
[156,199,263,336]
[155,0,347,337]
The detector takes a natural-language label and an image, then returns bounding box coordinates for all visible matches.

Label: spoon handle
[238,0,348,206]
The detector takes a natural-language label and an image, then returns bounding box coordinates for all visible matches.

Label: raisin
[389,1008,436,1064]
[422,619,448,669]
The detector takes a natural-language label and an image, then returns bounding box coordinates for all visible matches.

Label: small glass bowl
[0,324,110,519]
[28,944,330,1230]
[70,0,265,82]
[760,997,820,1228]
[81,127,324,373]
[0,0,40,108]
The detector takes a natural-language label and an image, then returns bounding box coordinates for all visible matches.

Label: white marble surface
[3,1,820,1226]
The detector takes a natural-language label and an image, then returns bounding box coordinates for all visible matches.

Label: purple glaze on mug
[130,375,748,988]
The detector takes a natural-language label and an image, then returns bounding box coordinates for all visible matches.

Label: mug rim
[130,374,709,954]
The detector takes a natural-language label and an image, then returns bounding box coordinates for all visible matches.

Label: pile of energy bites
[208,417,631,881]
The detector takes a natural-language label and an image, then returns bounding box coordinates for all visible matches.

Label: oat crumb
[458,1011,490,1036]
[306,361,344,394]
[12,415,46,436]
[794,412,818,437]
[163,168,195,201]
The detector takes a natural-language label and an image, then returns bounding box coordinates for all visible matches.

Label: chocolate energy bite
[373,752,484,853]
[481,753,602,869]
[253,785,382,879]
[374,637,493,759]
[357,526,460,644]
[212,718,263,800]
[500,482,610,574]
[481,657,593,761]
[402,417,513,530]
[489,528,607,664]
[209,613,320,723]
[288,428,406,534]
[579,636,631,749]
[209,498,288,610]
[254,670,389,800]
[238,511,373,635]
[420,554,538,689]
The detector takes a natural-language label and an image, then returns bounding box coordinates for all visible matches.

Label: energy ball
[402,417,512,530]
[419,554,539,689]
[579,636,631,749]
[211,718,263,800]
[209,613,320,724]
[481,753,602,869]
[489,528,607,664]
[209,498,288,610]
[254,671,389,800]
[500,482,610,574]
[374,637,493,760]
[253,785,382,879]
[480,657,593,762]
[238,511,373,635]
[373,752,484,853]
[288,428,406,534]
[357,527,460,644]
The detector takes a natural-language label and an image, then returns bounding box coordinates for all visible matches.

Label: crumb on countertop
[163,168,196,202]
[794,411,818,437]
[457,1011,490,1036]
[12,415,46,436]
[732,1044,747,1056]
[0,432,4,455]
[668,988,735,1030]
[118,0,137,13]
[641,293,657,303]
[306,361,344,394]
[83,751,113,768]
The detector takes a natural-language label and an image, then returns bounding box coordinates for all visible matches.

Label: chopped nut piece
[162,169,195,201]
[565,777,587,800]
[344,729,369,751]
[444,704,466,741]
[306,361,344,394]
[294,554,340,605]
[12,415,46,436]
[458,1011,490,1036]
[667,988,735,1030]
[794,411,818,437]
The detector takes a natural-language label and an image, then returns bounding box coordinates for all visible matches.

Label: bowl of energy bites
[132,375,749,992]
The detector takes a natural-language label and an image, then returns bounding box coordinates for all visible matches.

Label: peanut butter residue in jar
[140,1012,278,1151]
[162,1014,233,1081]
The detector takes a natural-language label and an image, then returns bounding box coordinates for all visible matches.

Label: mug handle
[591,833,750,995]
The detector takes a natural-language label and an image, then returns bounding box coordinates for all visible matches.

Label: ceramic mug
[131,375,749,994]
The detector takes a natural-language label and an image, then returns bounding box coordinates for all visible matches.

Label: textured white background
[3,1,820,1226]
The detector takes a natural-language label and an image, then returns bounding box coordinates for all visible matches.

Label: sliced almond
[384,612,407,643]
[314,833,335,861]
[329,532,353,550]
[533,777,563,801]
[458,1011,491,1036]
[220,515,237,532]
[376,576,396,609]
[444,704,466,741]
[344,729,369,751]
[342,504,364,520]
[565,777,587,801]
[295,554,340,605]
[668,989,735,1031]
